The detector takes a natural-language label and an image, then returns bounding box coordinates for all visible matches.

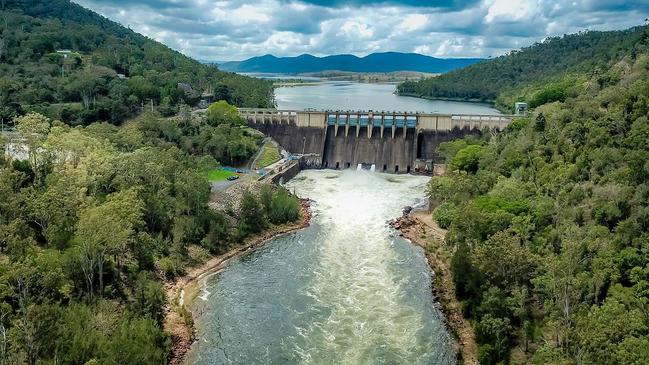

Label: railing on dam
[326,113,418,128]
[238,108,515,132]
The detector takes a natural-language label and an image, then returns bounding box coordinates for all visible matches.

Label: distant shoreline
[396,92,496,104]
[252,70,438,85]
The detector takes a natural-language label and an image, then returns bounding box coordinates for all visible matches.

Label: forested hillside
[429,31,649,364]
[0,107,302,364]
[0,1,295,363]
[0,0,273,126]
[397,25,649,110]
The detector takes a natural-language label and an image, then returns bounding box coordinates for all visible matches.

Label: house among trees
[56,49,72,58]
[177,82,195,97]
[514,102,528,116]
[199,91,215,108]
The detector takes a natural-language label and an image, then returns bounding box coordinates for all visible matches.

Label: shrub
[268,187,300,225]
[237,191,266,237]
[156,257,180,279]
[433,202,456,229]
[452,145,484,173]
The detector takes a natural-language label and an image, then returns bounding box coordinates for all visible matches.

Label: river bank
[164,198,312,365]
[395,92,496,105]
[392,210,478,365]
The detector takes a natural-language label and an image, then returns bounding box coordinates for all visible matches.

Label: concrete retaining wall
[266,160,301,184]
[416,127,483,161]
[248,123,325,155]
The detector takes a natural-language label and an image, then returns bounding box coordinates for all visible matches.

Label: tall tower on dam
[239,108,513,173]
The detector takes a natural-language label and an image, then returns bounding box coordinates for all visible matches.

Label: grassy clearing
[203,169,236,182]
[255,144,281,168]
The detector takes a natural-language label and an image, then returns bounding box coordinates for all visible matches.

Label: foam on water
[289,170,451,364]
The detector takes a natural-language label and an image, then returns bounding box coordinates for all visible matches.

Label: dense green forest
[0,2,297,363]
[0,0,273,126]
[397,25,649,111]
[429,30,649,364]
[0,106,301,363]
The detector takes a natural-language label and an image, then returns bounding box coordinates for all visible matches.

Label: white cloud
[263,31,305,51]
[340,21,374,38]
[398,14,428,32]
[414,45,432,54]
[231,4,271,23]
[74,0,649,61]
[485,0,540,23]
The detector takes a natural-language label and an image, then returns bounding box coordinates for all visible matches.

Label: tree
[102,318,167,365]
[475,314,513,364]
[268,187,300,224]
[213,83,231,103]
[67,66,115,109]
[201,211,230,254]
[452,145,483,174]
[14,113,51,171]
[74,189,143,296]
[259,185,274,217]
[237,191,265,237]
[131,273,166,325]
[0,219,36,260]
[472,231,535,289]
[451,241,481,300]
[0,77,19,130]
[9,304,60,365]
[205,100,243,126]
[433,202,456,229]
[26,167,90,247]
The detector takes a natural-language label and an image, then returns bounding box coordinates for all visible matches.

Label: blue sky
[75,0,649,61]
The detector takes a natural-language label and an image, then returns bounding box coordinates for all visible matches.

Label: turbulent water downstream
[187,170,455,364]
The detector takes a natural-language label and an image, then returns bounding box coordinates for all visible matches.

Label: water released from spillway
[187,170,455,364]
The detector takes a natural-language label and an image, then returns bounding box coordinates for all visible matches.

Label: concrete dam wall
[322,126,416,173]
[241,109,513,174]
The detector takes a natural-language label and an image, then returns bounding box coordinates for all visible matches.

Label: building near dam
[240,108,513,174]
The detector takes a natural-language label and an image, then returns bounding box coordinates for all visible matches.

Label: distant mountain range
[216,52,483,74]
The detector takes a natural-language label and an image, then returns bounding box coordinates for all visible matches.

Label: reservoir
[274,81,500,114]
[187,170,455,364]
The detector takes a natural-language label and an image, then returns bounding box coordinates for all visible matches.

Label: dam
[240,108,513,173]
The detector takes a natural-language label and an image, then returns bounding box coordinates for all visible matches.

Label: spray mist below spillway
[187,170,455,365]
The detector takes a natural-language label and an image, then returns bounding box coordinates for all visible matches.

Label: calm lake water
[187,171,455,365]
[275,81,500,114]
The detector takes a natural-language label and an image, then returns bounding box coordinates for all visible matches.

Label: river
[274,81,500,114]
[187,170,455,364]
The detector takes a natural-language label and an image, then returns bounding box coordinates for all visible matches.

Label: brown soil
[392,210,479,365]
[164,199,312,365]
